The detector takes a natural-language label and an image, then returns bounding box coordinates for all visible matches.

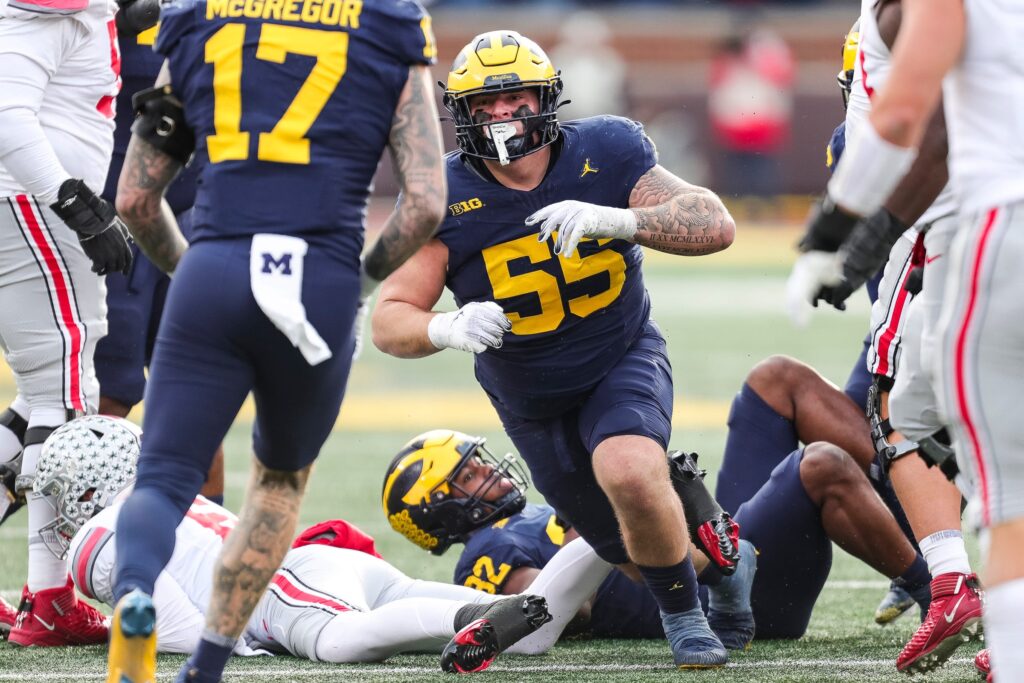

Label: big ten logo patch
[449,197,484,216]
[261,252,293,275]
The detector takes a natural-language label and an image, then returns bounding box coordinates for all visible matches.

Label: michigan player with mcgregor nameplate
[107,0,447,681]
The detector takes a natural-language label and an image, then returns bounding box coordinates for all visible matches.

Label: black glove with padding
[50,179,133,276]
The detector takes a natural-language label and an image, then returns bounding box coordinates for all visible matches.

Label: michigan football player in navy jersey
[373,30,736,669]
[94,26,227,505]
[107,2,447,681]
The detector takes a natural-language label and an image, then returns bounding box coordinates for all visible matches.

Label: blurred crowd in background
[396,3,857,212]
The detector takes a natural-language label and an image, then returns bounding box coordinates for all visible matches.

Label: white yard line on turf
[825,580,890,589]
[0,658,976,680]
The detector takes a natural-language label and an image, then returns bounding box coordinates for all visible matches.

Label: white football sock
[506,537,613,655]
[314,597,461,663]
[25,408,68,593]
[986,578,1024,681]
[918,529,971,576]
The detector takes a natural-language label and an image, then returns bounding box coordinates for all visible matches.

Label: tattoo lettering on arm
[115,135,188,274]
[628,165,736,256]
[205,460,311,639]
[363,66,447,283]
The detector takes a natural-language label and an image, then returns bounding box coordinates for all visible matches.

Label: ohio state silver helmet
[34,416,142,558]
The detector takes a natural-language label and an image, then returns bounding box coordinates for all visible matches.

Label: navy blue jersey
[437,116,658,419]
[155,0,434,260]
[102,27,200,220]
[455,504,662,639]
[826,121,846,172]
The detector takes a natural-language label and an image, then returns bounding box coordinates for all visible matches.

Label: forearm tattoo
[205,461,311,638]
[629,166,735,256]
[117,135,188,273]
[364,67,446,282]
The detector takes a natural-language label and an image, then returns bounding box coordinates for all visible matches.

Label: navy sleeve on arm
[610,117,658,206]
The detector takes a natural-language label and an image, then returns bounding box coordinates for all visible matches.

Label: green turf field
[0,226,984,681]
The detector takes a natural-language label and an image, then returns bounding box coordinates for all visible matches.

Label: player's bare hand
[427,301,511,354]
[785,251,843,327]
[527,200,637,258]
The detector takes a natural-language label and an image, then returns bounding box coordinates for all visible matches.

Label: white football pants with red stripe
[936,203,1024,527]
[867,229,921,381]
[247,545,494,662]
[889,213,958,441]
[0,194,106,414]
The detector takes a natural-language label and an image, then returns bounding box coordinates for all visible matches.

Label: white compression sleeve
[505,537,614,655]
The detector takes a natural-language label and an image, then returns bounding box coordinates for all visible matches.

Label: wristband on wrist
[827,121,916,217]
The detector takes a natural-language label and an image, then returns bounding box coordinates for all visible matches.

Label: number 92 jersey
[438,116,658,420]
[154,0,435,257]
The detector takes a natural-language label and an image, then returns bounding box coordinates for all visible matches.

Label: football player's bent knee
[594,455,666,507]
[799,443,858,498]
[746,355,813,401]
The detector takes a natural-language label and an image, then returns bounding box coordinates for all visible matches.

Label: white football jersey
[944,0,1024,214]
[67,496,244,654]
[847,0,957,226]
[0,0,119,198]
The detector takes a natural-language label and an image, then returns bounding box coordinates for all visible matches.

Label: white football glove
[785,251,843,328]
[427,301,511,354]
[527,200,637,258]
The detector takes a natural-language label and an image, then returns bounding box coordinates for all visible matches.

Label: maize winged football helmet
[33,416,142,558]
[442,30,563,165]
[838,20,860,109]
[382,429,528,555]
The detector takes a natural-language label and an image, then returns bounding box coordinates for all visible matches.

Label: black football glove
[797,194,860,254]
[114,0,160,36]
[813,207,910,311]
[50,179,133,276]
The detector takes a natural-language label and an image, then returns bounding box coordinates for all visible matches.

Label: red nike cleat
[440,595,551,674]
[896,572,983,674]
[9,577,108,647]
[975,648,992,681]
[0,595,17,639]
[442,618,500,674]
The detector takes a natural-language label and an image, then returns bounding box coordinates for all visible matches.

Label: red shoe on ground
[976,648,992,682]
[896,572,984,674]
[0,595,17,639]
[8,577,108,647]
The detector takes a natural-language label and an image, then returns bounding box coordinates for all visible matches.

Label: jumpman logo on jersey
[580,159,599,178]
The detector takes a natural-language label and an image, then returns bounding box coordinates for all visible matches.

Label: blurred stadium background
[0,2,985,681]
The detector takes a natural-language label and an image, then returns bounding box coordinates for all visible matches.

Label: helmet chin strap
[488,122,517,166]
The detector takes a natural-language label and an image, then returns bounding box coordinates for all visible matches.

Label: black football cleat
[442,595,551,674]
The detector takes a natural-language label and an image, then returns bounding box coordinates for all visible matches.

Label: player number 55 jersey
[437,116,658,418]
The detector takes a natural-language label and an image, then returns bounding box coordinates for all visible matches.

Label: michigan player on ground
[372,29,737,670]
[105,0,449,681]
[382,431,667,641]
